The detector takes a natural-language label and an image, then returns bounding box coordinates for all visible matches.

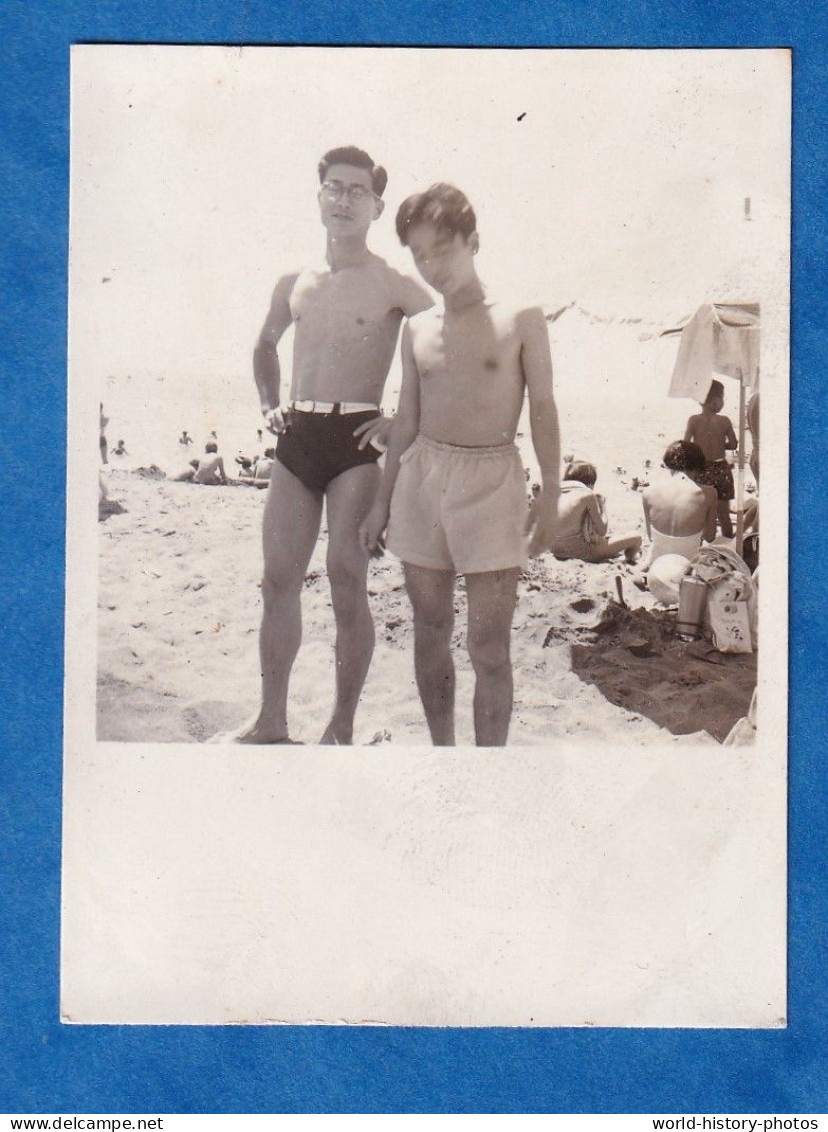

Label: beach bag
[708,599,752,653]
[686,545,758,651]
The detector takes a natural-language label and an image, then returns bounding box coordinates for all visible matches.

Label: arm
[683,416,696,443]
[519,306,561,555]
[585,493,608,537]
[217,457,227,485]
[359,322,422,556]
[723,417,738,450]
[397,271,434,318]
[254,273,298,434]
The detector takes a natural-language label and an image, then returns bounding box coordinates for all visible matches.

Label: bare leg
[466,568,520,747]
[590,535,643,564]
[718,499,734,539]
[403,563,456,746]
[319,463,381,745]
[228,461,322,743]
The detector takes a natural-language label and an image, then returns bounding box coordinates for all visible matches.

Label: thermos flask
[676,575,707,640]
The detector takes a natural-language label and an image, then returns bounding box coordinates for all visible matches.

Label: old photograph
[63,46,789,1025]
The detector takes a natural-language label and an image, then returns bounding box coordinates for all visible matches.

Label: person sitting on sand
[684,379,737,538]
[360,182,561,747]
[252,447,276,488]
[192,442,227,485]
[641,440,717,568]
[551,460,641,564]
[225,145,432,746]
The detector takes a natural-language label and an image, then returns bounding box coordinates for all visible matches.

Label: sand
[95,461,758,747]
[96,312,760,747]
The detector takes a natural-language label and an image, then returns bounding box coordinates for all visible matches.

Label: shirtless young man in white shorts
[360,183,561,746]
[229,146,431,745]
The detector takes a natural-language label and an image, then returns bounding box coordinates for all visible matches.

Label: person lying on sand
[684,379,738,538]
[224,145,432,746]
[550,459,641,564]
[192,442,227,485]
[641,440,717,569]
[360,182,561,747]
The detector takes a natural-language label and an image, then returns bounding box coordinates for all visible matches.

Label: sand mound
[570,601,756,742]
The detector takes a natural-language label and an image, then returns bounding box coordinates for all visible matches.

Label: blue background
[1,0,826,1115]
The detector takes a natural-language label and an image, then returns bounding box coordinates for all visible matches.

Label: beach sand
[96,312,759,747]
[96,463,755,747]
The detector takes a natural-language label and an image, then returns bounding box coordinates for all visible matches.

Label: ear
[469,231,480,254]
[373,197,385,220]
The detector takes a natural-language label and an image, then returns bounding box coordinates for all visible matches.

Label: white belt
[289,400,379,415]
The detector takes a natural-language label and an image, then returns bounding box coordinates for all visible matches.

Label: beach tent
[661,302,760,556]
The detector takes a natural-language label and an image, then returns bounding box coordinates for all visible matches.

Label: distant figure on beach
[252,448,276,488]
[641,441,717,568]
[179,430,193,447]
[238,448,276,488]
[100,403,109,464]
[227,145,432,745]
[113,439,128,457]
[360,183,561,747]
[551,460,641,564]
[684,379,737,537]
[192,442,227,485]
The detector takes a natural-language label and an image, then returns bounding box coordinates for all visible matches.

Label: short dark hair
[663,440,706,473]
[205,441,218,454]
[395,183,477,246]
[318,146,387,197]
[704,379,725,407]
[563,459,597,488]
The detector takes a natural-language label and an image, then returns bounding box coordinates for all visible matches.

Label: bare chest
[290,269,400,343]
[413,310,523,395]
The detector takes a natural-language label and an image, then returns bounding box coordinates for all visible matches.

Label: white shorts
[386,435,528,574]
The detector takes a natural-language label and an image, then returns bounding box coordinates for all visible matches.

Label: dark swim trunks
[275,408,382,492]
[702,459,735,501]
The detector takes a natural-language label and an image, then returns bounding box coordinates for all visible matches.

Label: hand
[359,503,390,558]
[353,413,392,451]
[525,489,560,557]
[262,406,287,436]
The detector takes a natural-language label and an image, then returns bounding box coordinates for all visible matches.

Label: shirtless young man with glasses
[226,146,431,745]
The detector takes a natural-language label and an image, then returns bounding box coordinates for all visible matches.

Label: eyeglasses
[320,180,376,203]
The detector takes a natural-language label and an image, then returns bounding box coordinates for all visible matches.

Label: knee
[261,561,302,606]
[327,556,368,613]
[412,605,454,639]
[468,632,510,678]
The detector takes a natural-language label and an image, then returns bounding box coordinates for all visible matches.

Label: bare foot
[207,716,300,745]
[319,720,353,745]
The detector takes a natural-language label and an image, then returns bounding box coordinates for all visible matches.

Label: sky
[70,46,790,437]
